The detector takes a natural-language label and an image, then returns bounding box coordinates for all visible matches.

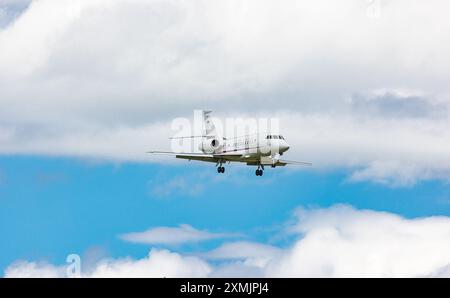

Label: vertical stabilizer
[203,110,216,137]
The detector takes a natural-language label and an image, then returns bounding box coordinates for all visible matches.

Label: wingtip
[146,151,160,154]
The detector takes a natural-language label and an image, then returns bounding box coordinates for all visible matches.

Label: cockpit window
[267,135,285,139]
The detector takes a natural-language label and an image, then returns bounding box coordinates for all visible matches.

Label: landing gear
[216,160,225,174]
[255,165,264,176]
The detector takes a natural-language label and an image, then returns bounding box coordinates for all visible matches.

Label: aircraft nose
[280,141,290,152]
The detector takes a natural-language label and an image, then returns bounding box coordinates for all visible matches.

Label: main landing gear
[255,165,264,176]
[216,160,226,174]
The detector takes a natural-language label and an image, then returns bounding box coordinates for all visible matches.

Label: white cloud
[283,111,450,186]
[150,176,205,198]
[267,205,450,277]
[147,168,275,198]
[87,249,211,278]
[5,249,211,278]
[5,260,66,278]
[119,224,235,245]
[348,160,435,187]
[200,241,281,260]
[6,205,450,277]
[0,0,450,185]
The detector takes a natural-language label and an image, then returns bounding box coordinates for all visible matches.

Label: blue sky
[1,155,450,275]
[1,0,450,277]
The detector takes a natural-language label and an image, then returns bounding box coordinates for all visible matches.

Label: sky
[1,0,450,277]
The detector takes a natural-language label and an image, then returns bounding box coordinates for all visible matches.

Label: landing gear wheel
[217,166,225,173]
[220,167,225,173]
[255,169,263,176]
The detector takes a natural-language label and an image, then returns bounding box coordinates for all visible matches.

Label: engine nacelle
[199,138,223,153]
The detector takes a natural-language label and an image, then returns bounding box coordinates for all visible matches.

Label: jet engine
[199,138,223,153]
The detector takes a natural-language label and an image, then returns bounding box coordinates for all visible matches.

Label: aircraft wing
[147,151,243,163]
[147,151,312,167]
[276,159,312,166]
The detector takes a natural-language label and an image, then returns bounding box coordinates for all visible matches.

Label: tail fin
[203,110,217,137]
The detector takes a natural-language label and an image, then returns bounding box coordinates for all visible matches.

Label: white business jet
[148,111,311,176]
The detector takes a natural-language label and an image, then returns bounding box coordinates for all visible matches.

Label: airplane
[148,111,312,176]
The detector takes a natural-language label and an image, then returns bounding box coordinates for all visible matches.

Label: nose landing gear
[255,165,264,176]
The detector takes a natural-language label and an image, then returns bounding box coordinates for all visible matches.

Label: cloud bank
[0,0,449,186]
[120,224,235,245]
[5,205,450,277]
